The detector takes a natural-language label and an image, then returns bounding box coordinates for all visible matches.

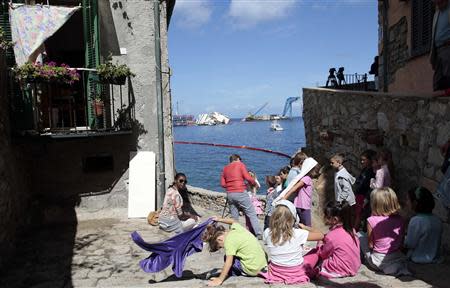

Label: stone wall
[188,186,266,214]
[386,17,408,86]
[303,87,450,252]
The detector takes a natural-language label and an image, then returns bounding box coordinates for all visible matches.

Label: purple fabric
[131,218,213,277]
[230,258,244,276]
[296,208,311,226]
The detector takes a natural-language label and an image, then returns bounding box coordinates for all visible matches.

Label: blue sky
[168,0,378,118]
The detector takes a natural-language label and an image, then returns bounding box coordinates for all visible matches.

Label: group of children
[201,150,444,286]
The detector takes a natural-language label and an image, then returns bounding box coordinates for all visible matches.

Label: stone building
[0,0,175,270]
[378,0,436,93]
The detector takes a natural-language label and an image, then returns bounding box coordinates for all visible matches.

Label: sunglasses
[178,179,187,184]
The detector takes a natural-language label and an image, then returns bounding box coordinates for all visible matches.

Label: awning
[9,4,80,66]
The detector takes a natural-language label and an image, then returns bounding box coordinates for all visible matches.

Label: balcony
[322,73,376,91]
[8,68,136,138]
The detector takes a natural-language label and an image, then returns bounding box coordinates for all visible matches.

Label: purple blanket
[131,218,213,277]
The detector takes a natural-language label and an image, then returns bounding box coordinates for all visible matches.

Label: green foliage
[0,26,14,50]
[97,56,135,84]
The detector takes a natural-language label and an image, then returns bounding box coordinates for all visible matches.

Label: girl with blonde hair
[262,200,324,284]
[360,187,411,276]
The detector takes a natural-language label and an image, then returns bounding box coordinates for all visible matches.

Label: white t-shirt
[263,227,309,267]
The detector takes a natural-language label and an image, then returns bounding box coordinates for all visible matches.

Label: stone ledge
[187,186,266,213]
[303,87,448,100]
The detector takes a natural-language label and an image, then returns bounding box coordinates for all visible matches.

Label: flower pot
[98,75,127,85]
[94,101,104,116]
[111,75,127,85]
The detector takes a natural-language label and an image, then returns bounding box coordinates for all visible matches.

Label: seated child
[405,186,443,264]
[359,187,411,276]
[262,200,324,285]
[315,201,361,278]
[202,218,267,286]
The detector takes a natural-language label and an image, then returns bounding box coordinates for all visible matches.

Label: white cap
[275,199,300,225]
[273,157,319,204]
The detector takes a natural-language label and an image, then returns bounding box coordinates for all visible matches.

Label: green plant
[0,26,14,50]
[97,57,135,84]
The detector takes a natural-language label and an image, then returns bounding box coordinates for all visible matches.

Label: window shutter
[411,0,434,57]
[1,0,33,132]
[1,0,24,66]
[82,0,100,128]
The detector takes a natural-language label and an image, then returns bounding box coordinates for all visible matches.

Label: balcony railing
[322,73,376,91]
[8,68,135,137]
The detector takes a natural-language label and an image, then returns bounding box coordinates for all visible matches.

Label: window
[411,0,435,57]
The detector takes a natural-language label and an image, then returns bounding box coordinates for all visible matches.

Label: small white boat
[270,121,284,131]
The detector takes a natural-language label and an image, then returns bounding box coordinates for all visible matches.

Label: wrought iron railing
[322,73,376,91]
[8,68,135,136]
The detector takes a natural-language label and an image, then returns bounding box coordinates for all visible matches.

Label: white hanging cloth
[9,3,80,66]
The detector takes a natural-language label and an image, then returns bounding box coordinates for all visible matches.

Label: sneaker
[204,268,221,280]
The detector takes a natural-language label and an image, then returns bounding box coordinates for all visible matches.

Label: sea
[173,117,306,194]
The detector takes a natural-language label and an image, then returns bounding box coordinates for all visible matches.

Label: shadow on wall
[0,126,144,286]
[0,207,78,287]
[0,105,146,287]
[315,163,336,214]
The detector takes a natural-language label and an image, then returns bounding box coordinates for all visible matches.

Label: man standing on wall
[430,0,450,91]
[220,154,262,239]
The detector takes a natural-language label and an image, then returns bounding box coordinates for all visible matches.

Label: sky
[168,0,378,118]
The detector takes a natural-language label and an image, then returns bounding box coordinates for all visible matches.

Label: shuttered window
[1,0,34,131]
[82,0,101,128]
[411,0,434,57]
[0,0,24,66]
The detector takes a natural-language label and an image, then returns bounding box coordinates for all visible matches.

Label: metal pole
[154,0,166,209]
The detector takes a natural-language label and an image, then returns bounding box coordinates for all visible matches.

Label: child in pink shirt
[282,158,319,226]
[360,187,410,276]
[370,150,393,189]
[315,201,361,278]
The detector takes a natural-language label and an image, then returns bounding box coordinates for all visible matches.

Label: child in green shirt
[202,217,267,286]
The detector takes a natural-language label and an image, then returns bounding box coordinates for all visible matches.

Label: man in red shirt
[221,154,262,238]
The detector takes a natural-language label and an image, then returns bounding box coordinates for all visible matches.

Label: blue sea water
[173,117,306,194]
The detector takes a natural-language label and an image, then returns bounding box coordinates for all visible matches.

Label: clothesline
[9,1,50,9]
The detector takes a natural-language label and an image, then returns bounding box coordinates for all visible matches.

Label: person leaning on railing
[430,0,450,91]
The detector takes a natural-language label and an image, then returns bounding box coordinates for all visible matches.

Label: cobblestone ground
[1,206,449,288]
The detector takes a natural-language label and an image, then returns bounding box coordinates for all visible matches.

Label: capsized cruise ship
[196,112,230,125]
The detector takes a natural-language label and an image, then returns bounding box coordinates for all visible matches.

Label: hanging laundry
[9,4,80,65]
[131,218,213,278]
